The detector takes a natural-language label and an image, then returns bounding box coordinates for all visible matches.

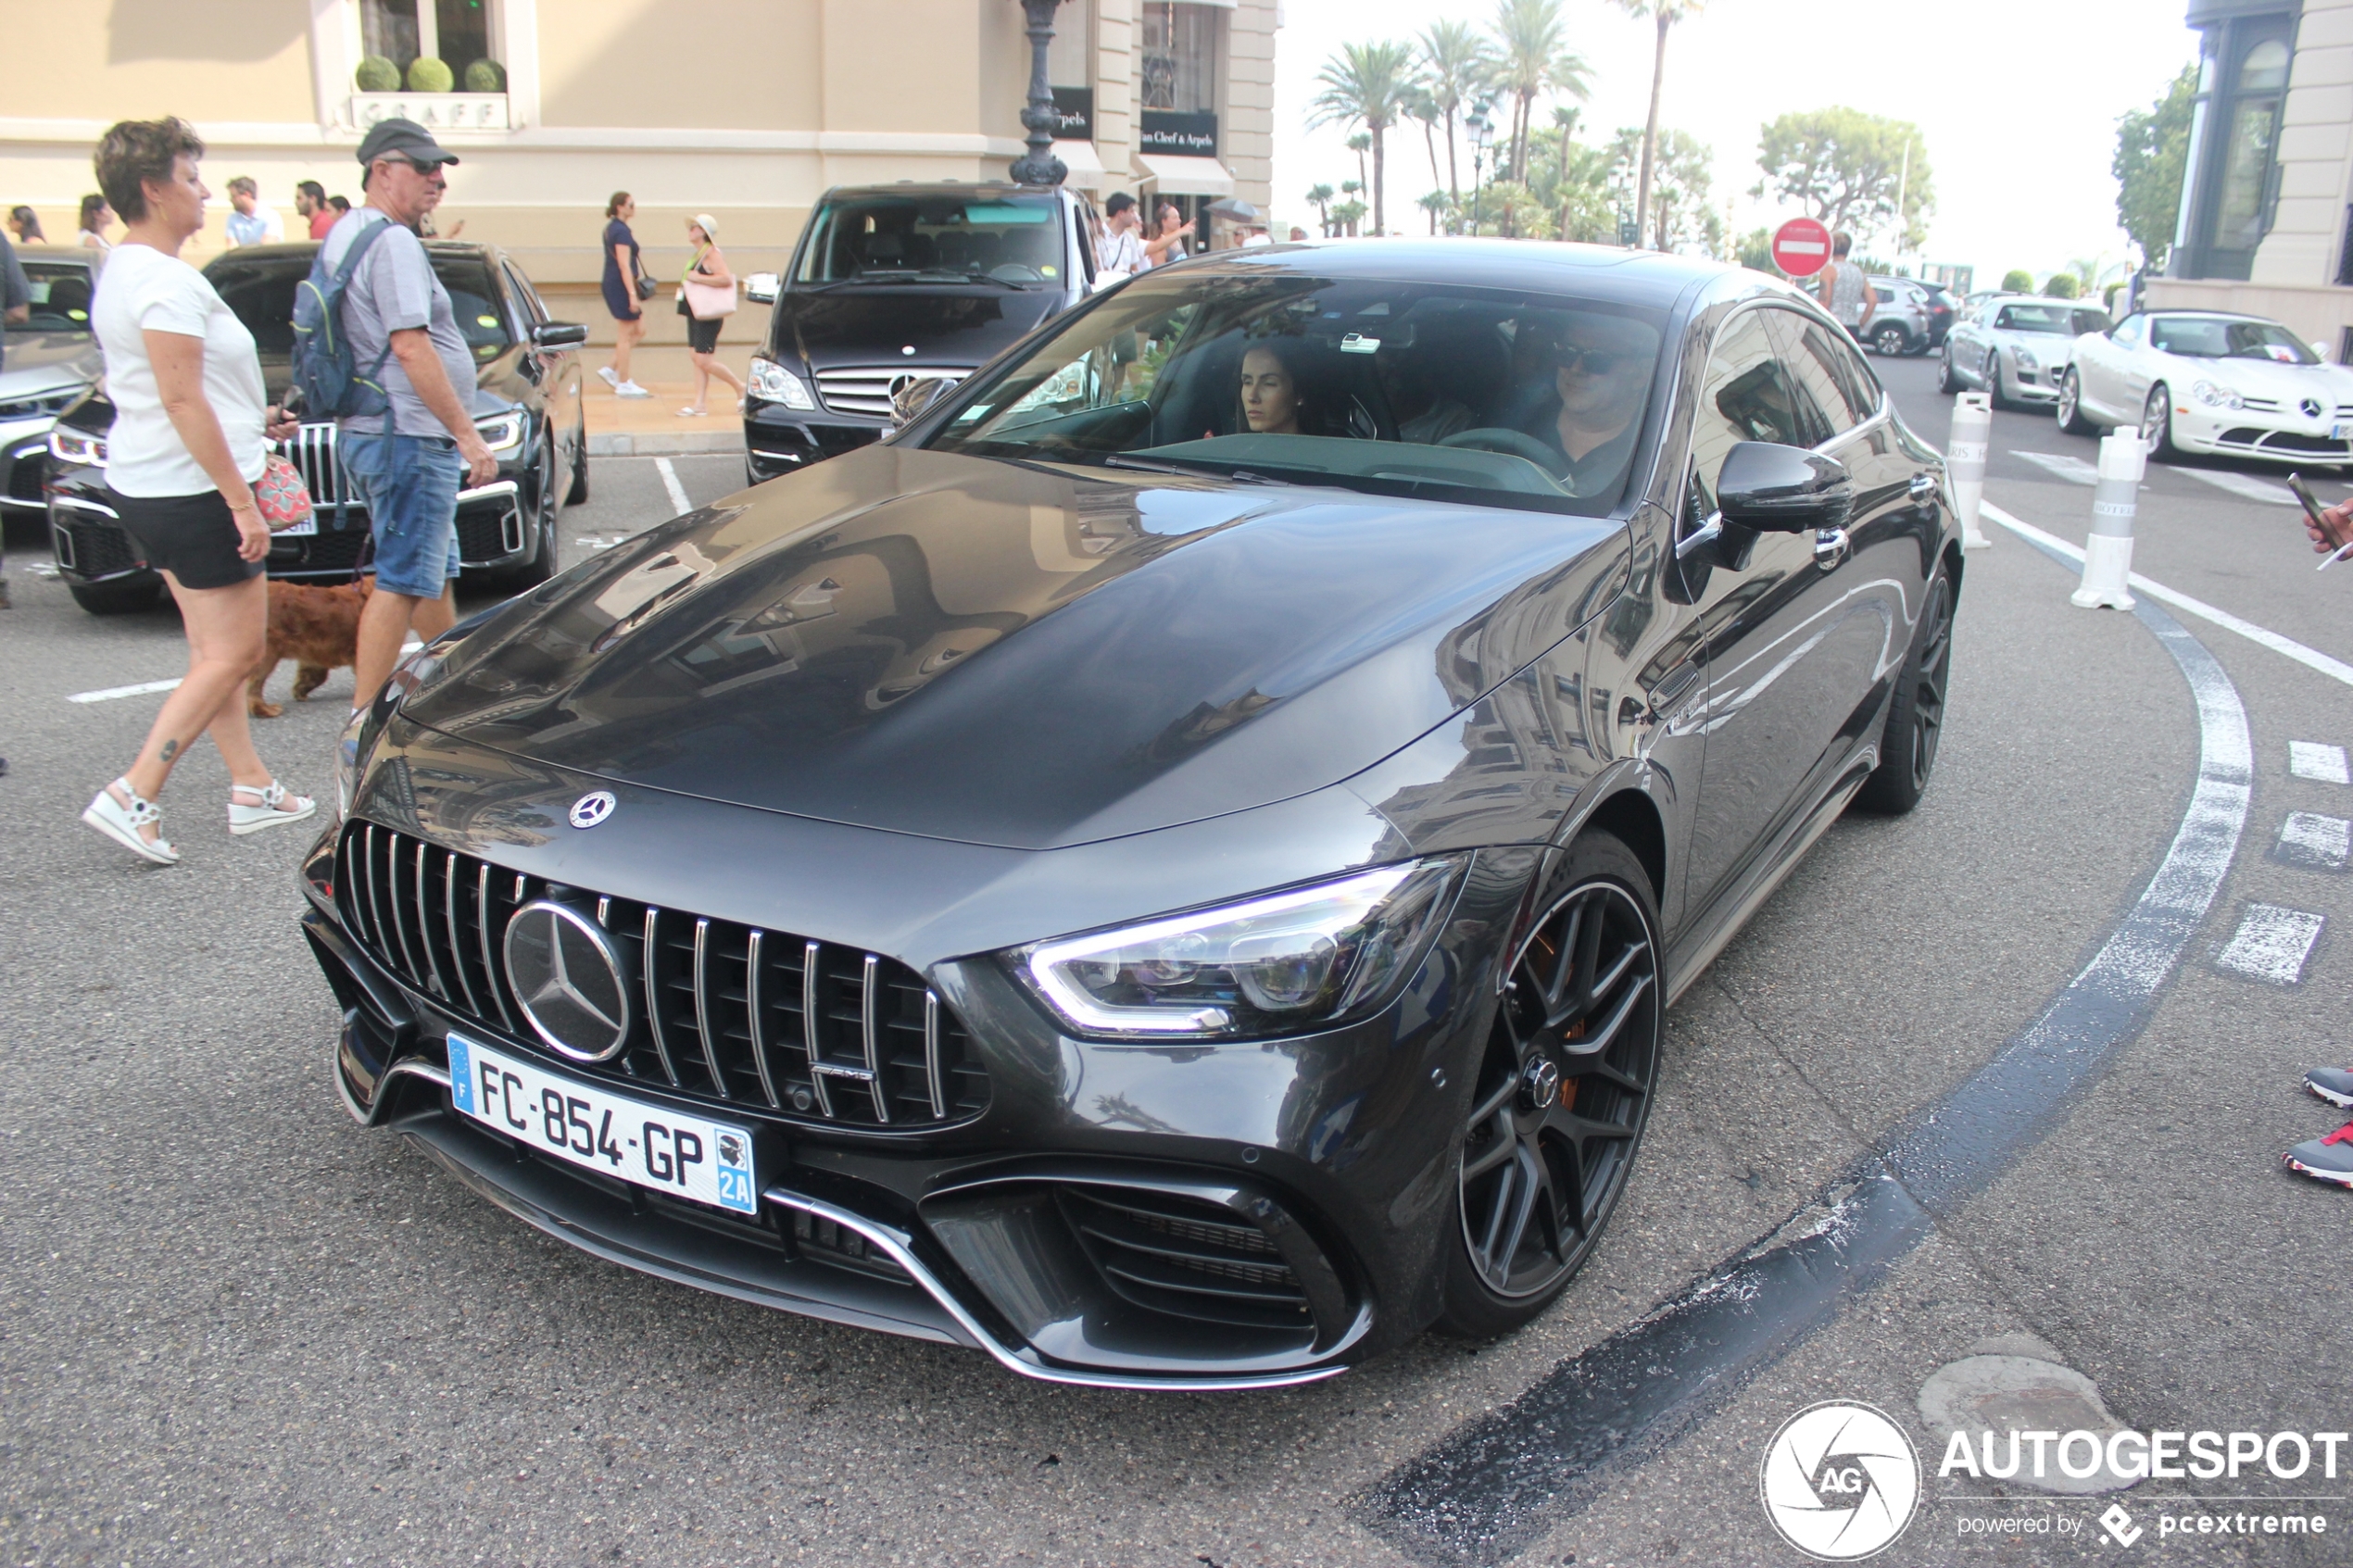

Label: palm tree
[1491,0,1590,183]
[1311,43,1418,237]
[1407,86,1446,197]
[1417,19,1494,205]
[1347,132,1373,197]
[1611,0,1705,253]
[1419,190,1452,235]
[1305,183,1336,237]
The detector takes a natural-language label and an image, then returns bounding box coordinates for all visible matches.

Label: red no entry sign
[1770,217,1831,278]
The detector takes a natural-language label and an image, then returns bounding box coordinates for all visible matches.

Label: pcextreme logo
[1760,1401,1923,1561]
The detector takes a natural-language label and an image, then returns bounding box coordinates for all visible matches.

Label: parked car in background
[1,247,101,527]
[46,240,588,614]
[1923,285,1959,350]
[2059,309,2353,466]
[741,182,1101,485]
[1861,276,1935,357]
[1940,295,2109,409]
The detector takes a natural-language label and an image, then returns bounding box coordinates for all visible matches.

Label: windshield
[795,194,1063,288]
[1996,303,2093,335]
[13,257,94,332]
[2149,315,2319,364]
[207,251,514,361]
[921,270,1667,516]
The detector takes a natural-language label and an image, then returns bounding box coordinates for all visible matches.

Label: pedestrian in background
[6,206,44,245]
[78,117,313,865]
[79,193,114,254]
[222,177,283,246]
[321,118,498,724]
[599,191,650,398]
[675,213,744,417]
[1819,232,1876,344]
[1098,192,1146,281]
[0,221,30,365]
[327,194,350,219]
[295,179,333,241]
[1143,201,1193,269]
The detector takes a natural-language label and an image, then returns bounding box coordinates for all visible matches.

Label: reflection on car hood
[400,445,1623,849]
[2154,353,2353,404]
[775,287,1059,374]
[0,332,102,391]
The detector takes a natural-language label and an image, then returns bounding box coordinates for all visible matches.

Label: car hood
[1997,329,2082,360]
[0,332,101,391]
[400,445,1624,850]
[2164,355,2353,408]
[774,286,1061,374]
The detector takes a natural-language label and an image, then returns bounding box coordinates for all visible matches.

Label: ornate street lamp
[1465,104,1494,236]
[1009,0,1069,187]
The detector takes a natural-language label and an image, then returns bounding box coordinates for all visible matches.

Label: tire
[1871,322,1909,357]
[69,579,164,615]
[2057,368,2099,436]
[1854,568,1955,816]
[2142,383,2178,461]
[563,415,589,506]
[1983,352,2009,411]
[1935,343,1959,395]
[1436,830,1663,1338]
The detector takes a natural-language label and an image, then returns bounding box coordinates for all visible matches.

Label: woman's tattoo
[159,738,178,761]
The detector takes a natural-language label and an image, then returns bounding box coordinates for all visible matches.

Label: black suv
[742,182,1100,483]
[46,240,587,614]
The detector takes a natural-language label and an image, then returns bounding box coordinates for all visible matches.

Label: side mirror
[533,320,588,348]
[1716,442,1854,533]
[890,372,956,428]
[745,272,780,305]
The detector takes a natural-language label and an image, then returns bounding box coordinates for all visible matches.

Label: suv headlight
[473,411,525,451]
[749,358,816,411]
[47,426,106,466]
[2192,379,2244,409]
[1013,858,1466,1039]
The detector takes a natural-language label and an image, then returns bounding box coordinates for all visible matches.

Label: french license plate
[275,515,318,537]
[445,1033,759,1214]
[2334,423,2350,440]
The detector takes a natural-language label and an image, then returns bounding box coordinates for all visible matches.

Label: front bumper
[2,418,54,512]
[2005,359,2064,402]
[2169,406,2353,465]
[742,401,888,481]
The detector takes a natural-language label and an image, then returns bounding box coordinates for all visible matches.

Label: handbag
[253,452,314,533]
[681,247,738,320]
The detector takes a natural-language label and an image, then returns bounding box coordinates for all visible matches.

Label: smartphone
[2287,472,2353,570]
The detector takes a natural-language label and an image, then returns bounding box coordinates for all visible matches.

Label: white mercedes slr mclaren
[2059,309,2353,470]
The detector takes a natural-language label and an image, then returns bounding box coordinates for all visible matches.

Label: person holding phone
[2283,487,2353,1185]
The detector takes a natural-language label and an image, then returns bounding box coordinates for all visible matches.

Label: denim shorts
[341,430,463,598]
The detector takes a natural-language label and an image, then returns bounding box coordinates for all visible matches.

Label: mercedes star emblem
[569,790,617,829]
[503,900,633,1061]
[2304,397,2326,420]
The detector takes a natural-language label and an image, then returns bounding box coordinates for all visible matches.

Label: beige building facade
[0,0,1276,340]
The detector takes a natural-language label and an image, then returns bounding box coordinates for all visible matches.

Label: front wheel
[1935,344,1959,394]
[563,415,590,506]
[1871,322,1909,357]
[2143,383,2178,460]
[69,578,164,615]
[1437,831,1663,1338]
[2057,368,2098,435]
[1855,569,1955,815]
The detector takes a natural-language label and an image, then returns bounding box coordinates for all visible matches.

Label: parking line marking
[2015,451,2100,485]
[1981,502,2353,689]
[2276,811,2350,870]
[2290,740,2349,782]
[2216,904,2325,985]
[2166,466,2296,506]
[68,677,182,704]
[654,456,692,515]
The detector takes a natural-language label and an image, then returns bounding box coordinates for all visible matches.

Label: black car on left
[45,240,588,614]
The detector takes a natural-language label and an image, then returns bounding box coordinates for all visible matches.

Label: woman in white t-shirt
[78,118,314,866]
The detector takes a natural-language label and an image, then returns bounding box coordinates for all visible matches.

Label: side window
[503,262,548,328]
[2112,314,2144,346]
[1688,310,1826,515]
[1765,310,1866,438]
[1074,201,1099,283]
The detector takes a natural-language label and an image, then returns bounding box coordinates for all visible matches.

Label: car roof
[2143,308,2280,323]
[817,182,1070,201]
[1155,238,1748,314]
[11,245,94,264]
[200,237,510,271]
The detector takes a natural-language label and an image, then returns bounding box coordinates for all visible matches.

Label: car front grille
[1056,1185,1315,1331]
[813,367,964,419]
[457,505,522,563]
[6,451,44,503]
[336,822,989,1129]
[282,421,359,506]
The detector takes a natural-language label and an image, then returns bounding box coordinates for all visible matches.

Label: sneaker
[597,365,620,388]
[2305,1067,2353,1108]
[2285,1122,2353,1186]
[615,381,652,398]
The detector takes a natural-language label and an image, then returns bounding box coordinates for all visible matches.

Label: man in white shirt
[1098,193,1147,278]
[223,178,283,247]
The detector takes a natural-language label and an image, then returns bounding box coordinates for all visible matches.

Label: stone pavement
[580,344,756,457]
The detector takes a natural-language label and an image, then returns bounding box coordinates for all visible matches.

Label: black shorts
[686,313,724,354]
[109,489,260,590]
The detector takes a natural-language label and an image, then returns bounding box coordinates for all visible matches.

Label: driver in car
[1525,312,1659,496]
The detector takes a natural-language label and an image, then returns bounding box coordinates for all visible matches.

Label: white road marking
[2291,741,2350,783]
[1981,502,2353,689]
[2216,904,2325,985]
[2277,811,2351,869]
[654,457,692,516]
[2165,465,2296,506]
[68,677,182,704]
[2015,451,2101,485]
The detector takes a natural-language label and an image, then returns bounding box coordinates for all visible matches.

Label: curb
[586,432,746,458]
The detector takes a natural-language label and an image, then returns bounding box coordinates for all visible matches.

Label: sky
[1269,0,2203,287]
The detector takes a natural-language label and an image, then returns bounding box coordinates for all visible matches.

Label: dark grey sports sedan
[301,240,1957,1389]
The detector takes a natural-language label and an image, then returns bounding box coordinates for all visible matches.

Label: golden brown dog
[248,574,372,718]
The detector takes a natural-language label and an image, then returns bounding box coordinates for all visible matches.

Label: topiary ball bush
[463,58,507,93]
[407,56,454,93]
[1999,269,2034,294]
[355,56,401,92]
[2043,272,2082,299]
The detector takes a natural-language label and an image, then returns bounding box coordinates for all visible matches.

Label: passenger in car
[1523,313,1661,496]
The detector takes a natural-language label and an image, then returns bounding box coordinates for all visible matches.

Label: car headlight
[473,411,525,452]
[1013,858,1466,1039]
[47,426,106,466]
[2012,347,2039,372]
[2191,379,2244,409]
[749,358,816,411]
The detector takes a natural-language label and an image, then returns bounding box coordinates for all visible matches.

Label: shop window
[1047,4,1093,92]
[362,0,499,85]
[1141,2,1219,114]
[2213,39,2289,253]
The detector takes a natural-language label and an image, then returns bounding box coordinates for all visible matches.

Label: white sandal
[229,779,318,836]
[82,778,180,865]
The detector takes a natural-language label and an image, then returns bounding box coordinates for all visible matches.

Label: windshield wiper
[915,269,1029,290]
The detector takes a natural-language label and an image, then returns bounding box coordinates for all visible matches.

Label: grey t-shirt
[0,232,29,372]
[319,207,475,438]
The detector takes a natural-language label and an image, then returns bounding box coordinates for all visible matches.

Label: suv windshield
[13,257,94,332]
[922,270,1667,516]
[2149,315,2318,364]
[206,250,514,361]
[795,193,1062,288]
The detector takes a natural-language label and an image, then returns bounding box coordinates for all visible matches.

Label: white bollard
[1948,392,1993,549]
[2070,431,2143,609]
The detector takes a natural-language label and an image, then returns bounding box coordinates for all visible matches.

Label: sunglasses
[1556,345,1633,374]
[384,155,447,176]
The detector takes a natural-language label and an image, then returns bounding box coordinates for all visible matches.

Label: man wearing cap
[323,118,498,716]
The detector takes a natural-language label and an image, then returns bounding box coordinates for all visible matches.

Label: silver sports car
[1939,295,2108,410]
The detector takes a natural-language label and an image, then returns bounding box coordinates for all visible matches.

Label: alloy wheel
[2142,384,2171,454]
[1903,575,1954,790]
[2057,371,2078,427]
[1457,877,1661,1298]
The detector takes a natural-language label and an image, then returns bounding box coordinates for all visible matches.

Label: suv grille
[283,421,359,506]
[814,367,964,419]
[336,822,989,1128]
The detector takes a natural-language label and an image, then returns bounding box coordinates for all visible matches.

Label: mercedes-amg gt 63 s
[302,241,1957,1389]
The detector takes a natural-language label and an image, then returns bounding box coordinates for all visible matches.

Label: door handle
[1813,527,1851,571]
[1908,471,1938,503]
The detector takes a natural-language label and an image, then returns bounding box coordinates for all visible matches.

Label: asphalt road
[3,375,2350,1568]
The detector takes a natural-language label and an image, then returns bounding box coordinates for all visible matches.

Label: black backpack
[288,218,396,420]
